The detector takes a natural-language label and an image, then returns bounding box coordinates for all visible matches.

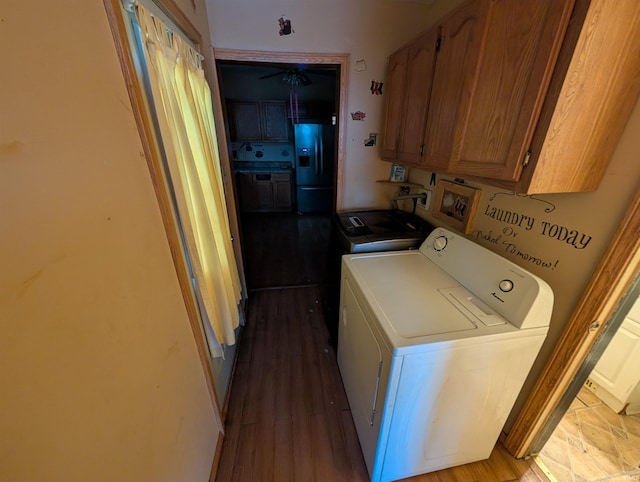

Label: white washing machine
[337,227,553,482]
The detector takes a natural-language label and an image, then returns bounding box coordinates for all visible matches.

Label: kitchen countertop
[233,160,294,172]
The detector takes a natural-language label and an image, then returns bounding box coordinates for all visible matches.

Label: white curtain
[138,6,241,355]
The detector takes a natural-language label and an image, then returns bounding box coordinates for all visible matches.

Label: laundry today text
[482,204,592,250]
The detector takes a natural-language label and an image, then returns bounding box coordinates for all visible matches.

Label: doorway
[535,280,640,481]
[213,49,349,213]
[504,185,640,461]
[214,51,347,296]
[217,61,338,217]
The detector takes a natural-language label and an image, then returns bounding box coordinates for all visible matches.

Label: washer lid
[349,253,477,338]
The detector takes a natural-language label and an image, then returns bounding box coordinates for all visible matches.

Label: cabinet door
[274,182,292,209]
[236,172,257,211]
[255,176,275,209]
[397,28,439,166]
[380,47,409,161]
[445,0,574,181]
[422,0,486,171]
[262,101,290,141]
[273,173,292,209]
[229,101,262,141]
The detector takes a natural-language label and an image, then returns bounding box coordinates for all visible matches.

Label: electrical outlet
[416,189,432,211]
[584,378,599,392]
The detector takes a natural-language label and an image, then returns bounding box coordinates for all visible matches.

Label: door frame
[213,49,349,212]
[504,183,640,457]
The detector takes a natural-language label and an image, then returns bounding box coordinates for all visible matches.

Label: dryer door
[337,278,387,475]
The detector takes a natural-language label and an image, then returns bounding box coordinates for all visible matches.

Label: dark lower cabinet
[236,172,293,213]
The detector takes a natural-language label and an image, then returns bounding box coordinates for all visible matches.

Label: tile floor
[536,386,640,482]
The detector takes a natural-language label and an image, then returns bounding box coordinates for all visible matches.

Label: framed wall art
[389,164,408,183]
[432,180,481,234]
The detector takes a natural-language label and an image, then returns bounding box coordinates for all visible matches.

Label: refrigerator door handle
[314,135,320,178]
[319,134,324,178]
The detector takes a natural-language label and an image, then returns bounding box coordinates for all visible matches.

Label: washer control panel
[420,227,552,329]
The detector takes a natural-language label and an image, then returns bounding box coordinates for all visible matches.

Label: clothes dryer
[337,228,553,481]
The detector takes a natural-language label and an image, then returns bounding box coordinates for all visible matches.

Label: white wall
[0,1,221,480]
[206,0,461,209]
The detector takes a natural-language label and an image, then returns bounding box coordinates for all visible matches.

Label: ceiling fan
[259,67,313,87]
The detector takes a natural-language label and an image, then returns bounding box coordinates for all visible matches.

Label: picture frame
[432,180,481,234]
[389,164,408,183]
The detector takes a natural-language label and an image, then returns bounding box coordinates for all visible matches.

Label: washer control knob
[433,235,448,252]
[499,279,514,292]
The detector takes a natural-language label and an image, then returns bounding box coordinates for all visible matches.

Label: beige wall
[0,1,220,481]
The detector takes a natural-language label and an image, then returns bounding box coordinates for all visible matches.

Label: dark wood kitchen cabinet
[228,101,262,141]
[236,171,292,212]
[228,100,290,142]
[254,177,274,209]
[261,102,289,141]
[236,171,257,209]
[273,176,293,209]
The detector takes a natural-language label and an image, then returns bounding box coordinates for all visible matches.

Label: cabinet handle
[319,136,324,177]
[315,136,320,178]
[255,174,271,181]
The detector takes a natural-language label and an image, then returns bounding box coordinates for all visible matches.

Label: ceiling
[217,62,337,102]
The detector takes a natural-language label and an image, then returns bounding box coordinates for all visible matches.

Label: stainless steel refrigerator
[294,124,335,213]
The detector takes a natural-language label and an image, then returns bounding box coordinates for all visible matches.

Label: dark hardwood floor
[216,213,547,481]
[239,213,335,291]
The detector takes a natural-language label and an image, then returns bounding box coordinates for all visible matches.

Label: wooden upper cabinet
[228,100,290,142]
[445,0,574,182]
[381,29,439,165]
[380,47,409,160]
[422,0,485,171]
[522,0,640,193]
[229,101,262,141]
[262,101,289,141]
[381,0,640,193]
[397,28,439,166]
